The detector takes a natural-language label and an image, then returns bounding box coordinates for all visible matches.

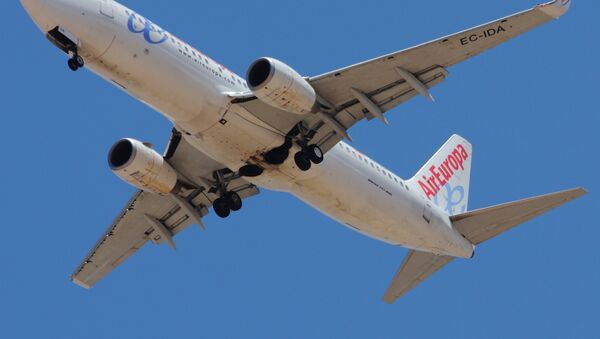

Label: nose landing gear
[67,55,85,71]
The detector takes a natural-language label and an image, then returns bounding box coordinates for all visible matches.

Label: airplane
[20,0,586,303]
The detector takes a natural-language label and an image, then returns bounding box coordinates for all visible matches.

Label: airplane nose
[20,0,46,16]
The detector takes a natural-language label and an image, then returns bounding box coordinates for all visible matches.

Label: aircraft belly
[287,146,473,257]
[290,147,411,242]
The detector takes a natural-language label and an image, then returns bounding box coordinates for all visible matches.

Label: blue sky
[2,0,598,338]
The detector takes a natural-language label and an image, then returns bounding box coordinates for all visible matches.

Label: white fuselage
[22,0,474,258]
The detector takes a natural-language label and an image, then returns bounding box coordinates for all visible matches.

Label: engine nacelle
[246,57,317,115]
[108,138,178,195]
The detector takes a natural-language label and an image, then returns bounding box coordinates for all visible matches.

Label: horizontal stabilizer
[383,187,586,303]
[451,188,587,245]
[383,251,453,304]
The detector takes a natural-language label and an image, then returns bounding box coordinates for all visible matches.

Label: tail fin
[408,135,472,215]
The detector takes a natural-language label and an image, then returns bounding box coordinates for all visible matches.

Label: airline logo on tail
[409,135,472,215]
[417,144,469,200]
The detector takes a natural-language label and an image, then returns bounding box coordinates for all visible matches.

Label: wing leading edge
[233,1,571,155]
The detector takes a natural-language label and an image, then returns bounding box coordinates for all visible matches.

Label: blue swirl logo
[127,13,168,45]
[433,184,466,215]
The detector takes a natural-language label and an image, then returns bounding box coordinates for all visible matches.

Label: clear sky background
[2,0,598,338]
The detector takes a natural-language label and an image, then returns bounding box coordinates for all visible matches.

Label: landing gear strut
[67,54,84,71]
[264,123,325,172]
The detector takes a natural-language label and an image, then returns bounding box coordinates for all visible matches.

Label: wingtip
[538,0,572,19]
[72,276,92,289]
[382,294,396,305]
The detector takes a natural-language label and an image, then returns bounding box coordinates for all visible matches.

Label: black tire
[264,146,289,165]
[306,144,324,164]
[74,55,85,67]
[67,59,79,71]
[239,165,264,178]
[226,191,243,211]
[213,198,231,218]
[294,151,311,171]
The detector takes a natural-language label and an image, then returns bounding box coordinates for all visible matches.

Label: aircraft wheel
[294,151,312,171]
[67,58,79,71]
[264,146,289,165]
[239,165,264,178]
[305,144,324,164]
[213,198,231,218]
[74,55,85,68]
[226,191,243,212]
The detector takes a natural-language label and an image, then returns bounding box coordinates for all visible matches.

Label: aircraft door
[99,0,114,19]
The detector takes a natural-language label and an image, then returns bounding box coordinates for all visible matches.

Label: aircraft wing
[71,129,259,289]
[233,0,571,153]
[383,251,454,304]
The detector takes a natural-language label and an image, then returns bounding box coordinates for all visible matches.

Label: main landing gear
[213,191,242,219]
[67,54,85,71]
[263,123,324,172]
[210,167,261,219]
[293,144,324,171]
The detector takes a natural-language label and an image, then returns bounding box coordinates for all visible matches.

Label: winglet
[537,0,572,19]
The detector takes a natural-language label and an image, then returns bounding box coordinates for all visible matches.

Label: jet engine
[108,138,178,195]
[246,57,317,114]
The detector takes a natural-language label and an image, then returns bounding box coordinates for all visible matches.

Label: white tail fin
[408,135,472,215]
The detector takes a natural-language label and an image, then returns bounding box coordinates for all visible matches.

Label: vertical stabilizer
[408,135,472,215]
